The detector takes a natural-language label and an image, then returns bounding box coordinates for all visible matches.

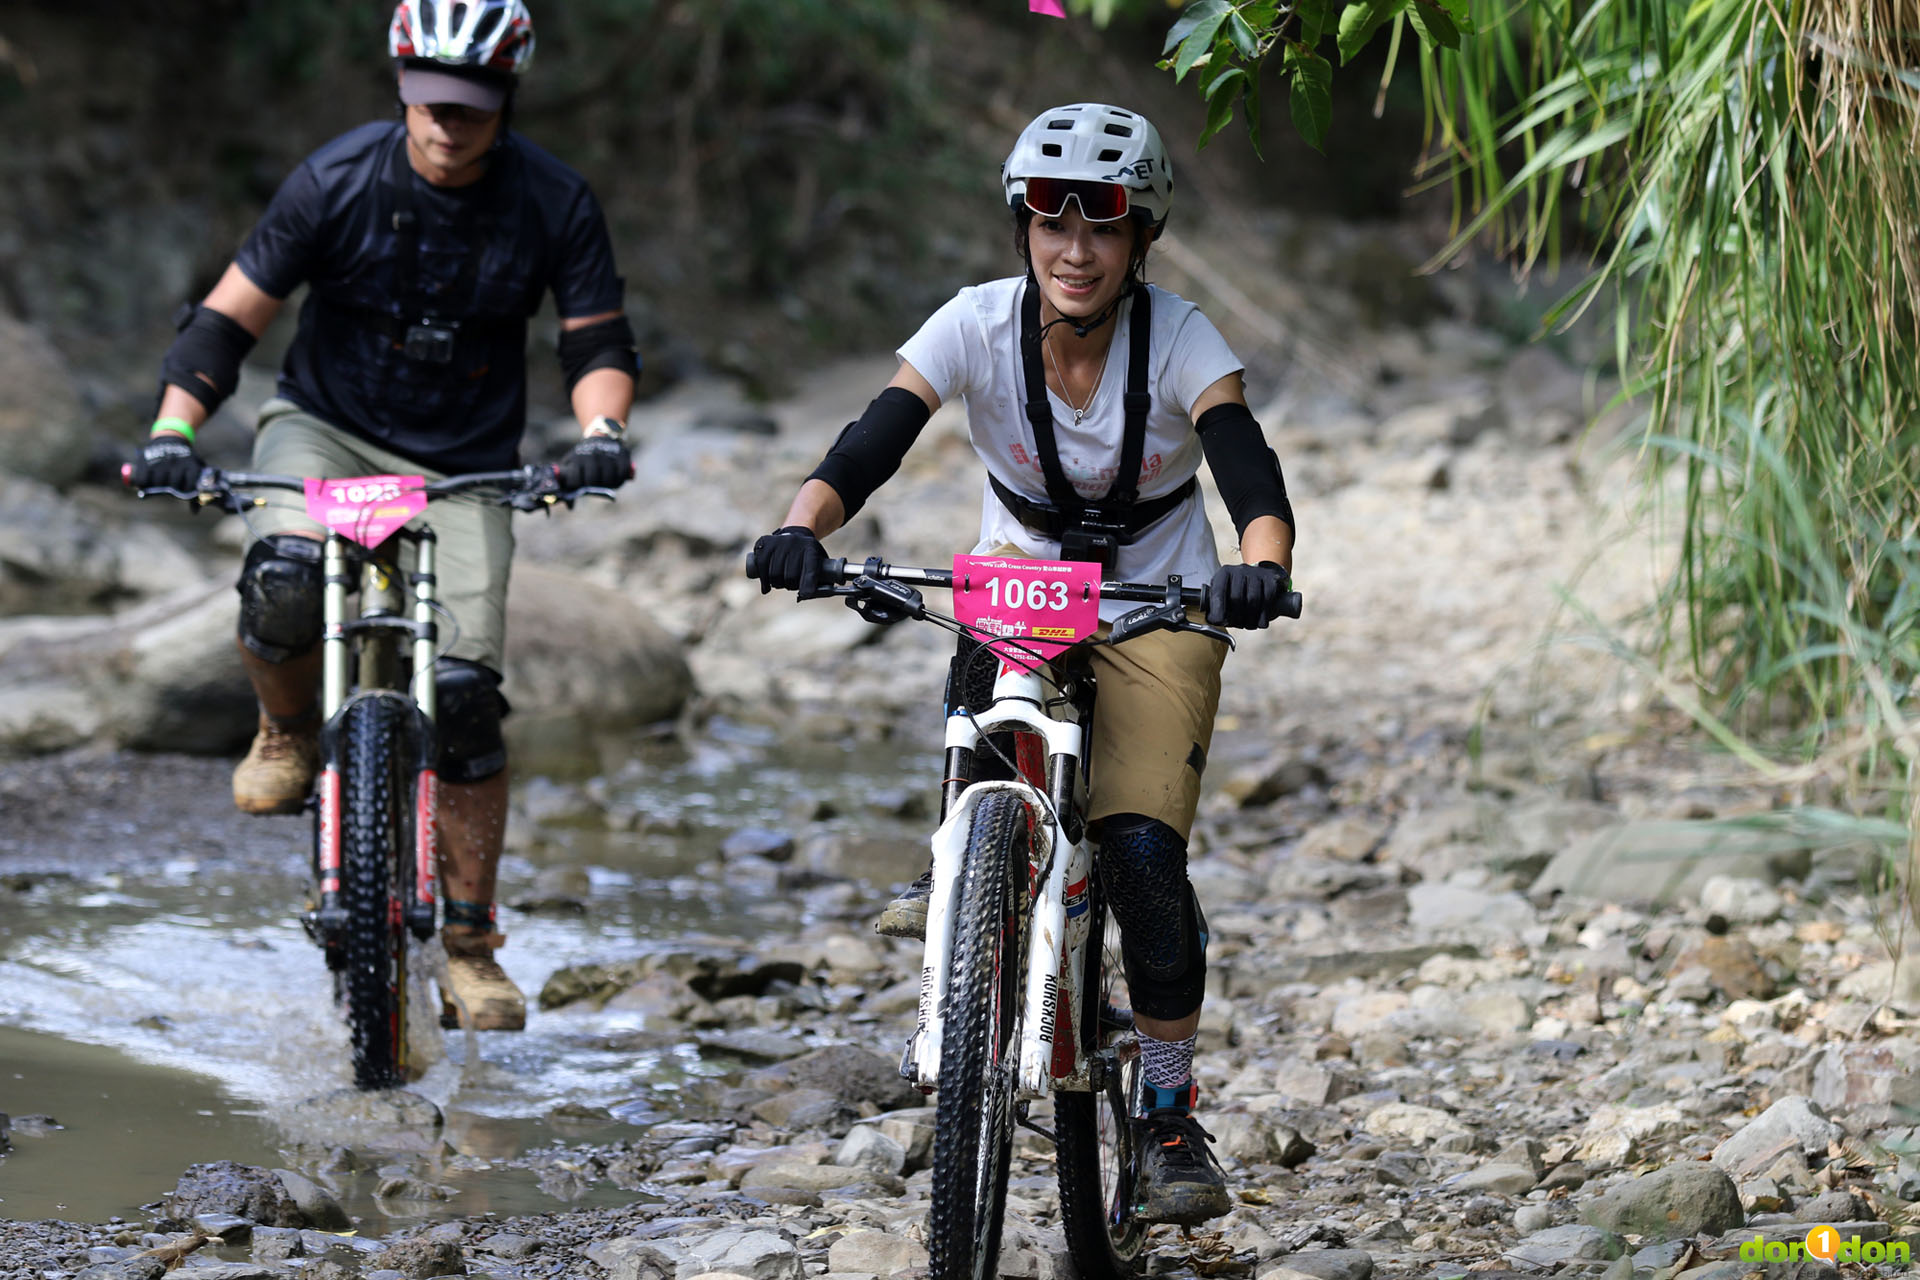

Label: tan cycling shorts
[247,398,515,671]
[980,544,1227,839]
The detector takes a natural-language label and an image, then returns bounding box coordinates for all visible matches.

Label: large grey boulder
[1533,820,1818,903]
[162,1160,305,1229]
[0,476,206,613]
[1712,1096,1844,1180]
[1509,1225,1627,1266]
[0,563,694,757]
[0,314,88,487]
[1582,1162,1744,1240]
[501,564,693,730]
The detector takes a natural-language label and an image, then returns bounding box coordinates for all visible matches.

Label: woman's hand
[752,525,828,596]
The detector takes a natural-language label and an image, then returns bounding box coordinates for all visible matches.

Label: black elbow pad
[158,303,257,414]
[557,316,640,391]
[1196,401,1295,540]
[806,385,933,518]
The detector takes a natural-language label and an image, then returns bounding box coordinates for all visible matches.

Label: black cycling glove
[559,436,630,490]
[1208,561,1291,629]
[752,525,828,597]
[131,435,204,492]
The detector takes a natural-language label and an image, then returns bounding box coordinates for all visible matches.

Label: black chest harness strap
[988,280,1196,566]
[347,132,511,364]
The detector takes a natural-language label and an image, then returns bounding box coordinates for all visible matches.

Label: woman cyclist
[751,103,1295,1225]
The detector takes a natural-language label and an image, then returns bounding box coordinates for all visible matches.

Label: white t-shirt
[897,277,1243,620]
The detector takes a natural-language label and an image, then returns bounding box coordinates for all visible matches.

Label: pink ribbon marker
[1029,0,1067,16]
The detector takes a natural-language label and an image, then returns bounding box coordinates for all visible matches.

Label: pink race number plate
[952,554,1101,664]
[303,474,428,547]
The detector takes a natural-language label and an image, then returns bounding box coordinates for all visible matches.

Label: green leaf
[1242,0,1282,28]
[1205,63,1248,99]
[1226,11,1261,59]
[1335,0,1402,65]
[1173,28,1221,80]
[1199,69,1246,146]
[1295,0,1336,46]
[1431,0,1470,29]
[1405,0,1459,48]
[1162,0,1231,55]
[1284,45,1332,149]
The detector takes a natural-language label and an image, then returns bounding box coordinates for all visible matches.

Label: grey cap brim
[397,67,507,112]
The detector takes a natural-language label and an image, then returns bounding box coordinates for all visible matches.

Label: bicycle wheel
[1055,868,1148,1277]
[338,694,414,1091]
[930,790,1031,1280]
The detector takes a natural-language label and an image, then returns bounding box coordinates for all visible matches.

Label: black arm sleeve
[1195,401,1294,541]
[556,315,639,391]
[804,386,933,518]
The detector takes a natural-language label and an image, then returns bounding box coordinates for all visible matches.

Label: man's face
[404,100,501,176]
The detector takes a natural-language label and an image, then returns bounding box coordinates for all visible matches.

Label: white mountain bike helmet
[1002,104,1174,235]
[389,0,537,77]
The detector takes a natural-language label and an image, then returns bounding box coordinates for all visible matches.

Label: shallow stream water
[0,727,938,1228]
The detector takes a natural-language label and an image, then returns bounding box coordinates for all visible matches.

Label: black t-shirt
[235,122,625,473]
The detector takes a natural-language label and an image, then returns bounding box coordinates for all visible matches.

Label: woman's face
[1026,206,1139,321]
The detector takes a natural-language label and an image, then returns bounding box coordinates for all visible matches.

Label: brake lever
[1109,603,1237,651]
[1175,619,1236,650]
[1108,603,1182,646]
[844,575,925,625]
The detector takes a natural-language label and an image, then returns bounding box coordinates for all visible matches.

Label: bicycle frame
[902,652,1108,1099]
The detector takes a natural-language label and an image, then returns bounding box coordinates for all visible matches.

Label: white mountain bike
[746,549,1299,1280]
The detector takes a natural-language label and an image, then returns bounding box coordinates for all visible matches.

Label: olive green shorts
[248,398,514,671]
[1083,619,1227,840]
[979,545,1227,839]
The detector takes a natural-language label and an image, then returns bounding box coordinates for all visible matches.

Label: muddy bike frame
[127,463,616,1085]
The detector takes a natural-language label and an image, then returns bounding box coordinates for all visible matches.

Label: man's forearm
[570,367,633,432]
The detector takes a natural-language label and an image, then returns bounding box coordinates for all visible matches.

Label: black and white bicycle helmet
[389,0,536,77]
[1002,104,1174,234]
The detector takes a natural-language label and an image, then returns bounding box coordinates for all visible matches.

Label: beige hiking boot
[439,926,526,1031]
[232,712,320,815]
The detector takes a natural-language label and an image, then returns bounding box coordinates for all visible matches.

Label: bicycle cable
[909,606,1072,843]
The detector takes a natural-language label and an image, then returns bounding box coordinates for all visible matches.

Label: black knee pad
[435,659,510,783]
[1098,812,1209,1022]
[236,535,324,662]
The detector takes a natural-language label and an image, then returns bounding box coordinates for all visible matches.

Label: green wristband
[150,418,196,445]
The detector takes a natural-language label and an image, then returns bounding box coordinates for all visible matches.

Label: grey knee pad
[435,659,510,783]
[1098,812,1209,1022]
[236,535,324,663]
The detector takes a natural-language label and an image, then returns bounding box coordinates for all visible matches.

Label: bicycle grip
[1278,591,1303,620]
[744,546,763,580]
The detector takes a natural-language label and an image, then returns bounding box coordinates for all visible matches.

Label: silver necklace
[1046,329,1112,425]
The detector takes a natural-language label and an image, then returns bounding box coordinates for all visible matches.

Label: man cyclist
[752,104,1295,1224]
[127,0,639,1034]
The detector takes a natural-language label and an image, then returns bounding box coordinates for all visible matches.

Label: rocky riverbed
[5,215,1918,1279]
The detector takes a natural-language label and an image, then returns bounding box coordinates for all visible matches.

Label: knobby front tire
[1054,869,1147,1277]
[339,694,413,1091]
[929,790,1031,1280]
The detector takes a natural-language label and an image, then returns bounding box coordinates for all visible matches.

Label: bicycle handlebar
[120,463,628,510]
[743,548,1304,622]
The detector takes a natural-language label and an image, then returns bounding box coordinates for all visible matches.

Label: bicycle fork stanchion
[405,530,440,942]
[311,533,355,949]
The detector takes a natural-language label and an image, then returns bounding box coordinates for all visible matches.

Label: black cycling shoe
[1134,1102,1231,1225]
[874,865,934,939]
